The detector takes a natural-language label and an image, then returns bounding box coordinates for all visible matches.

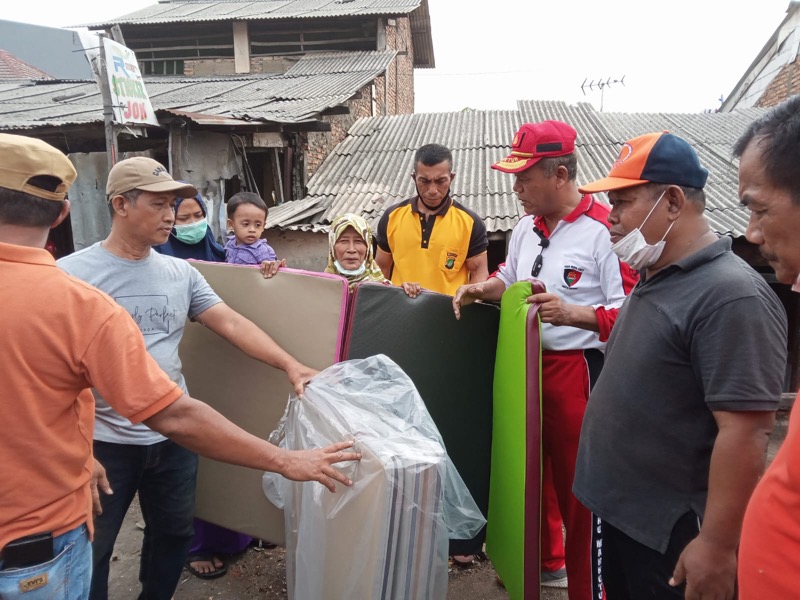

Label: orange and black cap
[579,132,708,193]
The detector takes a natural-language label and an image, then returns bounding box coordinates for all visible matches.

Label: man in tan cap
[51,157,354,599]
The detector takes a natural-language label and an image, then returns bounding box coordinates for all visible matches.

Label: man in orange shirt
[0,133,358,600]
[735,95,800,599]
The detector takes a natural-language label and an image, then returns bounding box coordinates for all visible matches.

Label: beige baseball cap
[0,133,77,201]
[106,157,197,199]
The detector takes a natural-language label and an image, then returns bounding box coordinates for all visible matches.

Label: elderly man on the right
[572,131,788,600]
[735,94,800,599]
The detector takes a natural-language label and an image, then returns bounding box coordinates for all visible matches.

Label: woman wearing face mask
[261,213,421,297]
[154,192,226,262]
[327,213,422,297]
[154,191,253,580]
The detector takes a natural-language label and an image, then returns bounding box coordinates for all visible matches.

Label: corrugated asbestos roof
[83,0,434,68]
[273,100,768,237]
[0,50,395,129]
[87,0,425,26]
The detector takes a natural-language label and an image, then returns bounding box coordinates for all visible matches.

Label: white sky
[3,0,791,114]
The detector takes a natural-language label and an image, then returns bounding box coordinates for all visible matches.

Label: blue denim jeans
[0,524,91,599]
[90,439,198,600]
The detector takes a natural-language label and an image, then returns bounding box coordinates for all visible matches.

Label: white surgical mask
[611,190,674,271]
[792,274,800,293]
[334,259,366,277]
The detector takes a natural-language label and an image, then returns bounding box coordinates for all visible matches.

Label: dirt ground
[109,501,566,600]
[106,413,789,600]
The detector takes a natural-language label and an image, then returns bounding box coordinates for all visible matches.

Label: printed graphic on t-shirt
[563,265,584,288]
[115,295,177,335]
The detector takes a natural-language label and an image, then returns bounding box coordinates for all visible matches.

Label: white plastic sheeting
[264,354,486,600]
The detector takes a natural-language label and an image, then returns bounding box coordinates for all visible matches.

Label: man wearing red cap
[573,132,786,599]
[734,95,800,600]
[453,120,638,599]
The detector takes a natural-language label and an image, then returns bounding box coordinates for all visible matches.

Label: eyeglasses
[531,227,550,278]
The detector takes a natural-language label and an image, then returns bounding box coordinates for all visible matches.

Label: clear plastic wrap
[263,354,486,600]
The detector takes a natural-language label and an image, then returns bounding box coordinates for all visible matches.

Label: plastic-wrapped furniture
[264,355,486,600]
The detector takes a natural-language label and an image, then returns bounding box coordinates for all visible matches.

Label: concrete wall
[183,55,298,76]
[267,229,328,272]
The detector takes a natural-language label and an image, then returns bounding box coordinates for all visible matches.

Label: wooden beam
[321,106,350,116]
[233,21,250,74]
[282,121,332,132]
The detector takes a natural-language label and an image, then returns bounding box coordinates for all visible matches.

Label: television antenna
[581,76,626,111]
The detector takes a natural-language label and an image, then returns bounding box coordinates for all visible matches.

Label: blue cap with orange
[579,131,708,193]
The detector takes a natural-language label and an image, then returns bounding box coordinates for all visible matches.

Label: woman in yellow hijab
[325,213,387,286]
[325,213,420,296]
[260,213,420,296]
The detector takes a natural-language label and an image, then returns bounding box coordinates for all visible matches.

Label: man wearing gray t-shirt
[59,157,317,600]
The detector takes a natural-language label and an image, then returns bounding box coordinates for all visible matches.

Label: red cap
[492,121,577,173]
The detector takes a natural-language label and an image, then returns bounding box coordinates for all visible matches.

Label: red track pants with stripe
[531,349,601,600]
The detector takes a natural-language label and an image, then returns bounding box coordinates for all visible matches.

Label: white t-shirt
[496,196,630,351]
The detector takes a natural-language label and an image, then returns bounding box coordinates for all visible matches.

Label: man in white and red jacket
[453,120,637,600]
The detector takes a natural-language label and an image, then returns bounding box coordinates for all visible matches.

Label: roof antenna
[581,76,625,112]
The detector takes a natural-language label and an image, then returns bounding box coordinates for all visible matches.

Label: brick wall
[305,84,374,176]
[384,16,415,114]
[757,56,800,108]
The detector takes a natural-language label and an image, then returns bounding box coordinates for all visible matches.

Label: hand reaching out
[401,282,422,298]
[281,440,362,492]
[260,259,286,279]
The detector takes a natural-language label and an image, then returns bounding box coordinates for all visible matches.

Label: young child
[224,191,278,265]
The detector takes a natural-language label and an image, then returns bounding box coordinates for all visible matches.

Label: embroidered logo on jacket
[563,265,584,288]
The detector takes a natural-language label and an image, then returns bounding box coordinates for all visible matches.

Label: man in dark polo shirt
[375,143,488,296]
[573,132,787,600]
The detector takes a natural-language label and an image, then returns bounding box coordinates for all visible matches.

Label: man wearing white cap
[58,157,322,600]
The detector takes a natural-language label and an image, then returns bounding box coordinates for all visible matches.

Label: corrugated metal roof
[283,49,395,76]
[0,50,391,130]
[83,0,434,68]
[275,100,768,236]
[87,0,424,27]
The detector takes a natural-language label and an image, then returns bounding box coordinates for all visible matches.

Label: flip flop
[186,553,227,579]
[451,554,475,567]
